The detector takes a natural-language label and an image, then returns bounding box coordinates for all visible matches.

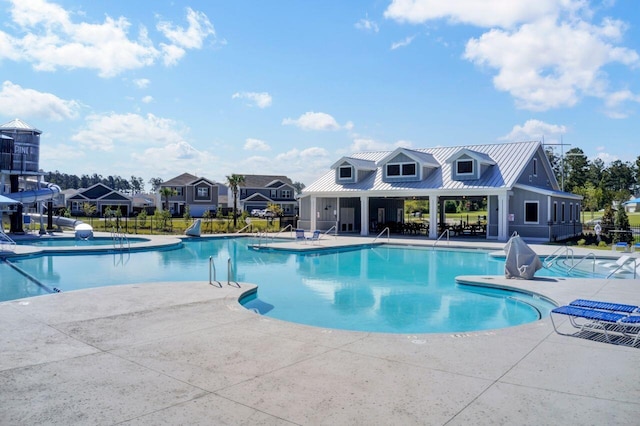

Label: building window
[173,187,183,196]
[386,162,417,177]
[339,166,352,179]
[270,189,277,198]
[553,202,557,223]
[533,158,538,176]
[569,203,573,223]
[524,201,539,224]
[456,160,474,175]
[282,189,291,198]
[576,203,580,221]
[561,202,566,222]
[387,164,400,176]
[197,187,209,198]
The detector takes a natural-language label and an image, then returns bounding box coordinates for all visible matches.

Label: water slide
[6,181,61,204]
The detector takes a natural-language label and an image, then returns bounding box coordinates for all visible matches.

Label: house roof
[240,175,293,188]
[377,148,440,168]
[331,157,377,170]
[303,141,551,194]
[162,173,199,186]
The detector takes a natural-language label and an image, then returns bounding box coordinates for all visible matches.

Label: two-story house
[160,173,219,217]
[233,175,297,217]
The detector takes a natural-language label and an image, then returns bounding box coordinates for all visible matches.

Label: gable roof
[377,148,440,168]
[304,141,545,194]
[445,148,496,165]
[240,175,293,188]
[162,173,199,186]
[331,157,377,170]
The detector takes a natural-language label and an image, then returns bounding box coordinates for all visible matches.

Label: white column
[429,196,438,239]
[498,193,508,241]
[310,196,317,231]
[360,196,369,235]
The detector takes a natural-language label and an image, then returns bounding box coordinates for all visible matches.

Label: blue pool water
[1,238,558,333]
[15,237,150,247]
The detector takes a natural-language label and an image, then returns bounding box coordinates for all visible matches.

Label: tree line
[43,171,147,194]
[545,148,640,215]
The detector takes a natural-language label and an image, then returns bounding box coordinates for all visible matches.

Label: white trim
[386,161,417,178]
[338,165,353,180]
[455,159,474,176]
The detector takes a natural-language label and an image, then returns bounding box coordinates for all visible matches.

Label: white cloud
[241,147,331,184]
[385,0,640,113]
[500,119,567,142]
[131,141,220,180]
[391,35,416,50]
[0,1,217,77]
[232,92,273,108]
[384,0,576,28]
[156,8,215,49]
[594,151,618,164]
[141,95,154,104]
[355,16,379,32]
[244,138,270,151]
[134,78,151,89]
[71,112,189,151]
[282,112,344,131]
[465,17,640,111]
[0,81,80,121]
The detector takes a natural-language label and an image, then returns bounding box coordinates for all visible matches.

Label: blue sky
[1,0,638,190]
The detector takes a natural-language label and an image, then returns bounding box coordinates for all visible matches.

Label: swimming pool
[1,237,559,333]
[15,236,151,247]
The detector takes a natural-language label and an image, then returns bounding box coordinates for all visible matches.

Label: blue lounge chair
[295,229,307,243]
[307,230,321,244]
[550,305,640,346]
[569,299,639,314]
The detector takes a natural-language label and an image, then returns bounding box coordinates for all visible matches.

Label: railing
[0,230,16,252]
[607,257,638,279]
[324,225,338,239]
[209,256,221,287]
[372,227,390,244]
[543,246,574,268]
[433,229,450,250]
[567,252,597,275]
[227,258,240,287]
[236,223,253,233]
[111,227,130,251]
[273,224,294,240]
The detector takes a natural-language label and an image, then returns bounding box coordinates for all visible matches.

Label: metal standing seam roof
[303,141,542,194]
[0,118,41,133]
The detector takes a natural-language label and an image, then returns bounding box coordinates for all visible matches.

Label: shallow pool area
[15,236,151,247]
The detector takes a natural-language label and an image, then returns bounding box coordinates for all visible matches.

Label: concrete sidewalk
[2,274,639,425]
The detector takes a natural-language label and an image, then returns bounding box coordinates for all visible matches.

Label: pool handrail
[324,225,338,239]
[236,223,253,233]
[273,224,294,240]
[208,256,221,287]
[0,230,16,252]
[567,252,597,275]
[433,229,450,250]
[227,257,240,287]
[372,227,390,244]
[543,246,574,268]
[607,257,638,279]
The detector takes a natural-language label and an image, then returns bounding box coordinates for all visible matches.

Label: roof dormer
[376,148,439,183]
[331,157,377,184]
[445,148,496,181]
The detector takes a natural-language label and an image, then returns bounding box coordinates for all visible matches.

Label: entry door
[341,207,355,232]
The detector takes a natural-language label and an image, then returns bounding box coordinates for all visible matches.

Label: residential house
[233,175,297,217]
[160,173,219,217]
[67,183,133,216]
[299,141,583,242]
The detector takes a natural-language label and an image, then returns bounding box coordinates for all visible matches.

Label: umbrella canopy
[0,195,20,205]
[623,198,640,205]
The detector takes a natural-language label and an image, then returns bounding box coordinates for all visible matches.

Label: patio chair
[550,305,640,346]
[295,229,307,243]
[307,230,321,244]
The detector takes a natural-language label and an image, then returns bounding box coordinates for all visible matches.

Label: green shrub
[577,239,586,246]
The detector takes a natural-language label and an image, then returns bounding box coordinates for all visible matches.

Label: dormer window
[339,166,353,179]
[386,162,417,177]
[456,160,473,175]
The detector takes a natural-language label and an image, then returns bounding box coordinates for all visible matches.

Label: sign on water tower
[0,128,41,173]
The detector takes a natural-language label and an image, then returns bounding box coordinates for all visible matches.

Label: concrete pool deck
[1,234,639,424]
